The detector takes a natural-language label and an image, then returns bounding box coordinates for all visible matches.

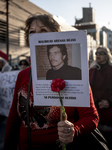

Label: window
[0,20,6,43]
[19,28,25,46]
[109,34,111,37]
[109,41,112,45]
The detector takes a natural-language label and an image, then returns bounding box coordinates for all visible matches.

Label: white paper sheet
[29,31,90,107]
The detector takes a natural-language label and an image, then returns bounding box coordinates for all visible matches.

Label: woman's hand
[57,120,75,144]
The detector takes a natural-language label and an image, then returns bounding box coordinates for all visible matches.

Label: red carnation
[51,79,65,92]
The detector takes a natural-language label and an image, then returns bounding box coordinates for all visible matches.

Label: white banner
[0,70,20,117]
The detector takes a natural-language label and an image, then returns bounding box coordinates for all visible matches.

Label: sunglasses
[95,51,107,56]
[20,63,27,66]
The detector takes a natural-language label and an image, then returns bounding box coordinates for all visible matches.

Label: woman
[89,46,112,149]
[4,14,99,150]
[19,59,30,70]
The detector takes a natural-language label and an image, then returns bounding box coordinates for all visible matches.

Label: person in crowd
[89,46,112,149]
[0,58,12,150]
[0,58,12,72]
[46,44,82,80]
[3,14,99,150]
[12,65,19,70]
[19,59,30,70]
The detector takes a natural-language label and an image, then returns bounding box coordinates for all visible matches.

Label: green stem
[58,91,66,150]
[58,91,65,121]
[58,91,63,106]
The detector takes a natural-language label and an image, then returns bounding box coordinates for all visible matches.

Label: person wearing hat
[0,58,12,150]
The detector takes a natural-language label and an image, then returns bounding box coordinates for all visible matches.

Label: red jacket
[4,67,99,150]
[89,64,112,125]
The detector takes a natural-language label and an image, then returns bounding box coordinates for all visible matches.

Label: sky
[29,0,112,31]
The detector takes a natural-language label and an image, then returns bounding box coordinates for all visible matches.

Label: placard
[0,71,19,116]
[29,31,90,107]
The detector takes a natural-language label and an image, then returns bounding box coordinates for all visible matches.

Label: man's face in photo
[48,46,66,70]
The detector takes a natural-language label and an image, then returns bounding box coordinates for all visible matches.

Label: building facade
[0,0,76,66]
[74,6,102,62]
[101,26,112,53]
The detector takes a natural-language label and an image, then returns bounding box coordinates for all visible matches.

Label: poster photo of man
[35,43,82,80]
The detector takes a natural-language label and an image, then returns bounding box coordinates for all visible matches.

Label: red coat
[4,67,99,150]
[89,64,112,125]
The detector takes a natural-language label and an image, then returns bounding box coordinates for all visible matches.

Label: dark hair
[47,44,68,65]
[25,14,60,46]
[19,59,30,66]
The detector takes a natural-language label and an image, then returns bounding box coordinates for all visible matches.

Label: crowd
[0,58,30,72]
[0,14,111,150]
[0,58,30,150]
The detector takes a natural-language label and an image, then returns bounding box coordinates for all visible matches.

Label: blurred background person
[0,58,12,72]
[0,58,12,150]
[0,57,12,122]
[12,65,19,70]
[19,59,30,70]
[89,46,112,149]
